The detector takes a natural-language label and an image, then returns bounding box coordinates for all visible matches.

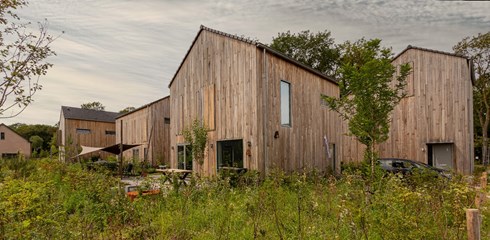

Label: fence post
[466,209,480,240]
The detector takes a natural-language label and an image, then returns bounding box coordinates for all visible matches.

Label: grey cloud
[2,0,488,125]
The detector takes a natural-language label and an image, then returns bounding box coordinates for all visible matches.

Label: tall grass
[0,158,488,239]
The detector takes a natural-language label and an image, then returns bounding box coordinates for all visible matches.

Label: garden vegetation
[0,157,488,239]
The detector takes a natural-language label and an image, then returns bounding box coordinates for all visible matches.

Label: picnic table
[156,168,192,186]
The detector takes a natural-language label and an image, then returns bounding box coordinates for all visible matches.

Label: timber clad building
[57,26,474,175]
[385,46,474,174]
[0,123,31,159]
[341,46,474,174]
[115,96,171,166]
[169,26,341,176]
[58,106,119,161]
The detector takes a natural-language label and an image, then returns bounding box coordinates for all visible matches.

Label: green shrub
[0,157,487,239]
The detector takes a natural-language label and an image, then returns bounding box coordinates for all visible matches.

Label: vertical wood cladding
[170,28,341,176]
[62,119,116,160]
[341,48,474,174]
[116,97,170,166]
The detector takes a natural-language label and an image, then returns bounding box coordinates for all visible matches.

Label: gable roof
[393,45,475,84]
[0,123,30,142]
[393,45,468,61]
[116,96,169,119]
[61,106,119,123]
[168,25,337,88]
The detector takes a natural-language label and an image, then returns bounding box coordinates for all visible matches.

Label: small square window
[164,117,170,124]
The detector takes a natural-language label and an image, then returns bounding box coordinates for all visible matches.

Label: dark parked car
[378,158,451,179]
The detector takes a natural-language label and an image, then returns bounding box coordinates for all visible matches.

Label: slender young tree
[0,0,56,118]
[183,119,208,174]
[323,38,411,176]
[453,32,490,165]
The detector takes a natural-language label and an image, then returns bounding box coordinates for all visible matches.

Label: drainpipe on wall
[262,48,268,176]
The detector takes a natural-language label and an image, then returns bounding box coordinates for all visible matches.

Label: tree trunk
[483,111,490,166]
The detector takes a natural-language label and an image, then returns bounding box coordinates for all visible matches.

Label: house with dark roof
[169,26,342,176]
[115,96,171,166]
[341,45,474,174]
[58,106,120,161]
[0,123,31,159]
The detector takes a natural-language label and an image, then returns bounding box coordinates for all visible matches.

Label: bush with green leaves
[0,157,488,239]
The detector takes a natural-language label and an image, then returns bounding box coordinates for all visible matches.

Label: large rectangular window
[280,80,291,126]
[177,145,193,170]
[0,132,4,140]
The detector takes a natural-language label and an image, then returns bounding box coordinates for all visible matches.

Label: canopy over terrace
[75,144,140,158]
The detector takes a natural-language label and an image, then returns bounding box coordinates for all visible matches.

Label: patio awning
[75,143,140,158]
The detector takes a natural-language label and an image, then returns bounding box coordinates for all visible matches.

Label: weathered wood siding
[116,97,170,166]
[170,28,341,176]
[341,48,474,174]
[383,49,473,174]
[260,50,341,174]
[170,30,259,175]
[62,119,116,160]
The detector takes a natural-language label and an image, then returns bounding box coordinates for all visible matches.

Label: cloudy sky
[2,0,489,126]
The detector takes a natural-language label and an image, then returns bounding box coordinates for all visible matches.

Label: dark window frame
[177,144,193,170]
[105,130,116,135]
[280,80,292,127]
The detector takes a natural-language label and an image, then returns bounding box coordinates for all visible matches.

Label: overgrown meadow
[0,158,488,239]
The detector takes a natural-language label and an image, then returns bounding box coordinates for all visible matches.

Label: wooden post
[475,172,488,208]
[119,120,124,179]
[466,209,480,240]
[475,190,484,208]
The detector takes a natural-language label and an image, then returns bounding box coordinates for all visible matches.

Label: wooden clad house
[0,123,31,159]
[169,26,341,176]
[115,96,171,166]
[58,106,119,162]
[341,46,474,174]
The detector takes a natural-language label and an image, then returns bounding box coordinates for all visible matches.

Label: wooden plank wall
[341,48,473,174]
[170,29,343,176]
[149,97,171,166]
[63,119,116,160]
[116,97,170,166]
[261,51,341,174]
[170,30,259,176]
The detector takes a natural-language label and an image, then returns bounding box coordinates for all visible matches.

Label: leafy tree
[119,106,135,114]
[29,135,43,153]
[81,101,105,111]
[322,39,411,176]
[9,123,57,151]
[183,119,208,174]
[269,29,340,77]
[453,32,490,165]
[0,0,56,118]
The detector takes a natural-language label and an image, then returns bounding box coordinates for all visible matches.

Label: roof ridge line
[200,25,258,45]
[393,45,469,61]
